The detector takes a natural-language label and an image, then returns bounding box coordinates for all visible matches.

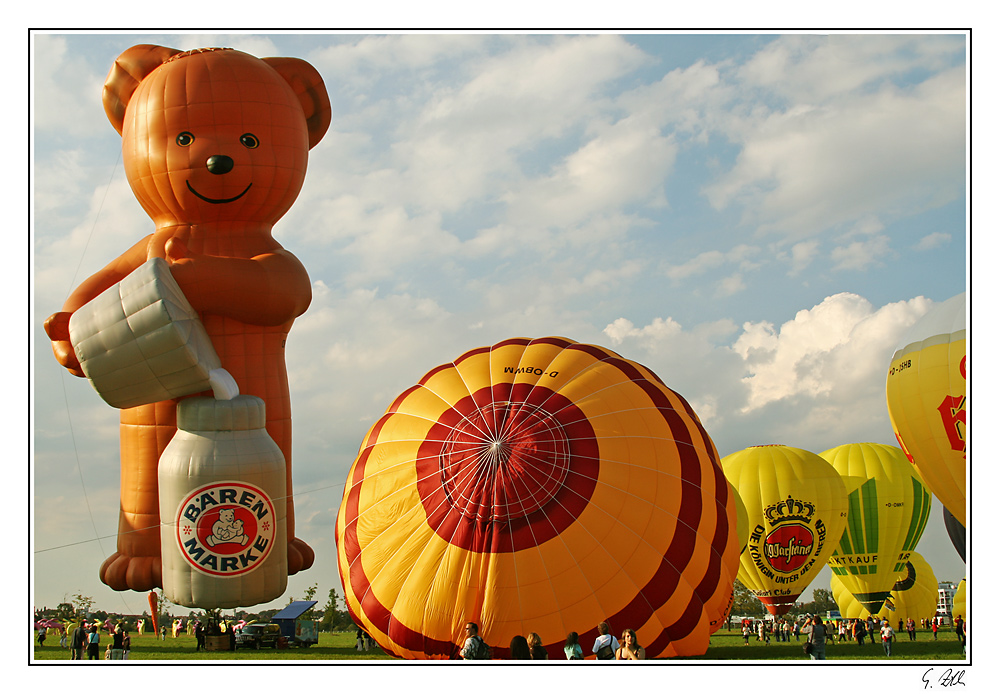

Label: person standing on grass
[803,615,826,661]
[880,620,895,656]
[87,626,101,660]
[70,622,87,660]
[111,625,125,660]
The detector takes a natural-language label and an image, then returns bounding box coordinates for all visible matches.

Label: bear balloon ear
[264,57,332,150]
[103,44,183,135]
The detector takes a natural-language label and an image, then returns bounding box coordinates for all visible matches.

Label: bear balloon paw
[100,552,162,593]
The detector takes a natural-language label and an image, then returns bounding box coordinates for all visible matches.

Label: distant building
[936,581,958,624]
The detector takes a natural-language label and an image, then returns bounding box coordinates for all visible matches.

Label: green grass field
[31,628,968,662]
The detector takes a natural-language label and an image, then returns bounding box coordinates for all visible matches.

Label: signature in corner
[922,668,967,689]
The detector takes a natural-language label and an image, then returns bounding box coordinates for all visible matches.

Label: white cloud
[603,293,935,451]
[718,272,746,296]
[780,240,820,276]
[386,35,649,214]
[734,293,931,411]
[830,234,892,272]
[504,116,676,228]
[664,244,760,282]
[915,231,953,251]
[312,34,485,83]
[32,35,107,138]
[705,37,965,241]
[737,34,960,103]
[619,60,728,139]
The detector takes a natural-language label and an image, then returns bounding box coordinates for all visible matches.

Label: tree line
[36,585,359,632]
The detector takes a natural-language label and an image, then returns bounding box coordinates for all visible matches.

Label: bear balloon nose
[206,155,234,175]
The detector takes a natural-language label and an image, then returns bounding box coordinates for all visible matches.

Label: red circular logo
[763,524,814,573]
[174,481,277,576]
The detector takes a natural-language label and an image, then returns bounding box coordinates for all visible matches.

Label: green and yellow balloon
[821,443,931,614]
[832,551,938,624]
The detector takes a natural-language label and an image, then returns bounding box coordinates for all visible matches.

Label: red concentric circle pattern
[415,385,599,553]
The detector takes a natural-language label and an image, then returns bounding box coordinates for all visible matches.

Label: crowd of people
[737,613,968,660]
[461,620,648,660]
[60,620,132,660]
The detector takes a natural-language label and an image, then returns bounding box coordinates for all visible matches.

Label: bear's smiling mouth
[186,180,253,204]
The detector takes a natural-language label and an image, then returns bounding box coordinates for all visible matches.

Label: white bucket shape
[68,257,238,409]
[158,395,287,609]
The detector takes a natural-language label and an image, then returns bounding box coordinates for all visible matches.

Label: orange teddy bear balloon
[44,45,331,592]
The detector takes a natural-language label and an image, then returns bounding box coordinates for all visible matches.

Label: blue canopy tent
[271,600,319,647]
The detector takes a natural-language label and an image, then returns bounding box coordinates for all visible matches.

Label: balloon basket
[205,634,231,652]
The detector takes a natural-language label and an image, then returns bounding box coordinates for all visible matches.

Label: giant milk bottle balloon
[158,395,287,608]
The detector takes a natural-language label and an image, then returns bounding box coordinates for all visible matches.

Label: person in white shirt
[592,621,619,660]
[880,620,895,656]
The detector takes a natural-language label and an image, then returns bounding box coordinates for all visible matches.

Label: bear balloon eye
[176,132,195,147]
[240,133,260,149]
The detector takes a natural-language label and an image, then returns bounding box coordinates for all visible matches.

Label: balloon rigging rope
[65,149,123,296]
[49,149,139,615]
[35,478,346,553]
[56,374,108,561]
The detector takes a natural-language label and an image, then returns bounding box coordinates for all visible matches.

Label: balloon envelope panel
[886,293,966,525]
[821,443,931,614]
[832,552,938,624]
[336,337,740,659]
[721,445,849,616]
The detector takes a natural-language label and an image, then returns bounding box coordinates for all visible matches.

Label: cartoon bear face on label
[104,46,330,228]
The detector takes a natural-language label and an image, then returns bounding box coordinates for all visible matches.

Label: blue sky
[32,31,968,633]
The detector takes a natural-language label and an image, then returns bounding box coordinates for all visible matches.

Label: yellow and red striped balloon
[886,292,966,526]
[335,337,740,659]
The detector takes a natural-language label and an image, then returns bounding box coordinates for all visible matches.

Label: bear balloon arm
[45,237,153,377]
[166,244,312,326]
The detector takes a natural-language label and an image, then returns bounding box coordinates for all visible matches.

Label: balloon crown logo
[763,495,816,526]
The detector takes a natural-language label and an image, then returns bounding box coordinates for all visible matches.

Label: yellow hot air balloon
[832,552,938,625]
[336,337,740,659]
[721,445,849,616]
[821,443,932,615]
[731,481,750,556]
[886,292,966,526]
